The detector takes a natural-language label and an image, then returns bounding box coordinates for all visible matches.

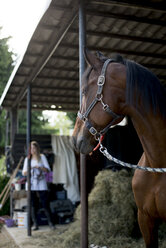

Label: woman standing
[22,141,55,230]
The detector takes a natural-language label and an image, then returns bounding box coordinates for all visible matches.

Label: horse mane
[106,53,166,118]
[88,51,166,118]
[123,59,166,118]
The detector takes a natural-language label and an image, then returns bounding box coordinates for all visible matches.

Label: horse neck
[128,107,166,168]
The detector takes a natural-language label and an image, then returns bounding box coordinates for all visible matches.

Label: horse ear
[83,47,102,71]
[96,51,108,62]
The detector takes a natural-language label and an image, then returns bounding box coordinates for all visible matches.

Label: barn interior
[0,0,166,247]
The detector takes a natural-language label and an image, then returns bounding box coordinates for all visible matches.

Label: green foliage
[0,156,10,216]
[0,110,6,148]
[18,109,51,134]
[0,27,76,151]
[0,176,10,216]
[0,28,14,149]
[44,111,74,135]
[66,112,77,128]
[0,156,6,176]
[0,27,14,95]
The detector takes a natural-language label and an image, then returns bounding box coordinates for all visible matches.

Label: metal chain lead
[99,142,166,173]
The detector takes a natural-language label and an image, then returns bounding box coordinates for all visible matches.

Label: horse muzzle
[71,134,95,154]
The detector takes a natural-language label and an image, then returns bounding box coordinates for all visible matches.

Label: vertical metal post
[79,1,88,248]
[10,107,18,146]
[79,0,86,106]
[27,85,31,236]
[5,111,9,148]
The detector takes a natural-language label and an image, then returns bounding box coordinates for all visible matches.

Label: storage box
[57,212,73,224]
[56,190,67,200]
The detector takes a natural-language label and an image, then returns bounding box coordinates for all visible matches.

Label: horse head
[72,49,126,154]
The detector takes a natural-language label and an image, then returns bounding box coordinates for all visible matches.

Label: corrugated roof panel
[0,0,165,111]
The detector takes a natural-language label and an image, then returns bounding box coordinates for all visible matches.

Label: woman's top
[22,154,51,191]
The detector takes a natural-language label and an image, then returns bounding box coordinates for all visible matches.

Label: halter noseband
[78,58,124,140]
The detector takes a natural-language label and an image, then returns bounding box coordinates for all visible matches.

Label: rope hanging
[99,144,166,173]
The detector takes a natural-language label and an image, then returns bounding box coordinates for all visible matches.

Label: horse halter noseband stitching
[78,58,124,140]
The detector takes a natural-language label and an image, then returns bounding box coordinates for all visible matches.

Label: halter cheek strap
[78,58,124,140]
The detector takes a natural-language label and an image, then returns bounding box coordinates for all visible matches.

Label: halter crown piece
[78,58,166,173]
[78,59,124,140]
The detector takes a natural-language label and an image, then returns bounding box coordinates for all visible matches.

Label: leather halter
[78,58,124,140]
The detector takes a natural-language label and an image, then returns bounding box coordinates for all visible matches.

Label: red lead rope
[93,135,105,152]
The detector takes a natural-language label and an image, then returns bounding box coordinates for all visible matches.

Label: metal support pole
[27,84,31,236]
[79,1,88,248]
[79,0,86,106]
[5,111,10,148]
[80,153,88,248]
[10,107,18,146]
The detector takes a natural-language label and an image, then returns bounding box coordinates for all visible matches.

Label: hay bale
[29,169,166,248]
[87,170,137,245]
[69,169,139,247]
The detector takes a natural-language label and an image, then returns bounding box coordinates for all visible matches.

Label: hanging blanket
[51,135,80,203]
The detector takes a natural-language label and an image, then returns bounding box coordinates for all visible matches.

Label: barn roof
[0,0,166,112]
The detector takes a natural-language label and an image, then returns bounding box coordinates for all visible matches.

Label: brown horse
[72,49,166,248]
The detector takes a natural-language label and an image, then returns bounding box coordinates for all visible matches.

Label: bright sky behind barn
[0,0,51,56]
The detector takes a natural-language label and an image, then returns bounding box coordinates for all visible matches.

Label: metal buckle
[77,111,86,122]
[97,75,105,86]
[77,111,83,119]
[103,103,108,111]
[89,127,98,136]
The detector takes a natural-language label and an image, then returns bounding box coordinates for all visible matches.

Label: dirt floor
[0,224,71,248]
[0,227,19,248]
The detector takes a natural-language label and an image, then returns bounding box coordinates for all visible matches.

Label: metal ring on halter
[96,94,103,101]
[77,58,124,138]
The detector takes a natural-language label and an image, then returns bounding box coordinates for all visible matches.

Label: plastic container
[15,183,21,191]
[17,212,27,228]
[56,190,67,200]
[5,219,15,227]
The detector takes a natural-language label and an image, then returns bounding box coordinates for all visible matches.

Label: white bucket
[15,183,21,191]
[17,212,27,228]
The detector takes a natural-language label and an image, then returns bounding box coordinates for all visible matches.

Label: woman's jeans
[31,190,53,227]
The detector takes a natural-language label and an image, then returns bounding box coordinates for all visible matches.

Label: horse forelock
[124,59,166,118]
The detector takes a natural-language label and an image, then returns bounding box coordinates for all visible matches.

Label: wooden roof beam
[3,104,77,112]
[5,99,78,105]
[36,75,78,81]
[31,93,78,99]
[8,85,79,91]
[70,28,166,45]
[31,28,166,46]
[61,43,166,59]
[6,92,78,99]
[86,9,166,26]
[21,61,166,71]
[90,0,166,12]
[12,6,79,108]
